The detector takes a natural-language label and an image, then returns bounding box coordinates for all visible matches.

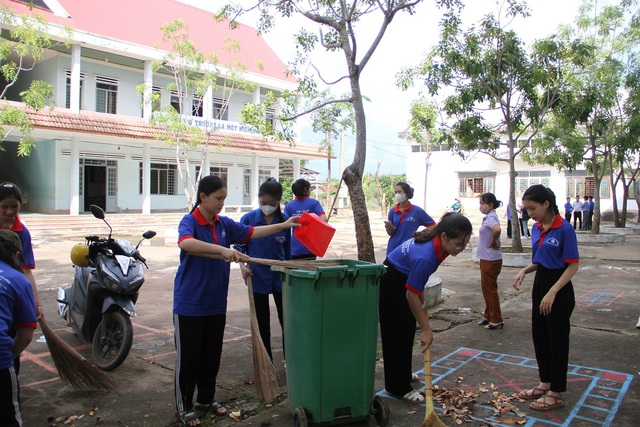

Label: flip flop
[403,389,425,404]
[518,387,549,400]
[177,409,201,426]
[411,373,421,383]
[194,401,227,417]
[529,395,564,411]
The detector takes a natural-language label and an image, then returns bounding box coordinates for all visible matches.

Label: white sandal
[403,389,425,403]
[411,373,421,383]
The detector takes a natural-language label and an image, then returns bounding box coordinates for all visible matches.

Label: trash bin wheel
[293,407,308,427]
[372,395,390,426]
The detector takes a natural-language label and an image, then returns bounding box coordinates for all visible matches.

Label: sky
[182,0,590,179]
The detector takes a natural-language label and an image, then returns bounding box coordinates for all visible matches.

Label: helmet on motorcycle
[70,243,90,267]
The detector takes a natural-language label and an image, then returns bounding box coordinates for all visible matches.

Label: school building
[0,0,326,214]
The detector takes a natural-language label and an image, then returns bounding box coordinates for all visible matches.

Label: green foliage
[0,4,59,156]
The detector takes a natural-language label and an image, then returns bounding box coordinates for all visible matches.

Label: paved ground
[16,211,640,426]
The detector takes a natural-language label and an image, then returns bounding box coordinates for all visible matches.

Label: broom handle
[424,307,435,418]
[202,253,339,269]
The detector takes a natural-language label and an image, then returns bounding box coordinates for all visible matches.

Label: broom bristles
[422,410,447,427]
[247,278,279,401]
[38,318,119,391]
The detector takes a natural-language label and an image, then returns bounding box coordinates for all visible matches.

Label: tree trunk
[508,153,523,252]
[345,73,375,262]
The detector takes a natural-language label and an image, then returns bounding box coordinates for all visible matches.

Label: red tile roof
[1,101,326,158]
[2,0,295,83]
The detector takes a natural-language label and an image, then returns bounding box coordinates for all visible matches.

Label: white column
[69,137,80,215]
[143,60,153,121]
[252,154,259,206]
[142,144,151,214]
[203,85,213,122]
[253,86,261,104]
[70,44,81,114]
[293,158,300,180]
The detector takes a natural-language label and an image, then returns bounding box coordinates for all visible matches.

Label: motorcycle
[57,205,156,371]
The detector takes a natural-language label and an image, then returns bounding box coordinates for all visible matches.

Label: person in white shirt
[571,196,582,230]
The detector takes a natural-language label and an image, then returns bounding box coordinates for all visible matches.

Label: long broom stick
[204,254,340,270]
[38,318,119,390]
[422,308,446,427]
[246,277,279,401]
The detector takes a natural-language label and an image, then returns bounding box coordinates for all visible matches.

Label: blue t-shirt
[589,200,594,211]
[386,236,447,294]
[237,209,290,294]
[283,197,325,257]
[564,202,573,214]
[8,215,35,270]
[0,260,37,369]
[531,214,580,270]
[173,209,253,316]
[386,203,435,255]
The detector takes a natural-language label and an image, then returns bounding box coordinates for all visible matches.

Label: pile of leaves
[431,380,528,426]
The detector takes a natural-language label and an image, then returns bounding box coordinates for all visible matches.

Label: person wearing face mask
[283,178,326,260]
[237,178,290,362]
[385,182,435,256]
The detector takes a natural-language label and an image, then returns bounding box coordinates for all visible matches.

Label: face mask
[260,204,277,216]
[395,194,407,203]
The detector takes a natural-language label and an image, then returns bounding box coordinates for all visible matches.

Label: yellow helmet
[70,243,90,267]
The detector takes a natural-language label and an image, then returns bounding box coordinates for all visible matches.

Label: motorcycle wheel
[92,310,133,371]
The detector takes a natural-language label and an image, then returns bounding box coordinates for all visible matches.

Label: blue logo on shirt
[546,237,560,246]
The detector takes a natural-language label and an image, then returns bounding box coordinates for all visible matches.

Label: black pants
[586,211,593,230]
[531,267,575,393]
[573,212,582,230]
[520,219,530,237]
[564,212,572,223]
[253,291,284,360]
[379,261,415,396]
[0,366,21,427]
[506,220,512,238]
[174,313,226,413]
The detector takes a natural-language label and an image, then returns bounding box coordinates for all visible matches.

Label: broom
[246,277,279,401]
[204,254,340,270]
[38,318,119,390]
[422,308,446,427]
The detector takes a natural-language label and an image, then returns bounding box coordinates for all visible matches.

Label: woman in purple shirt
[477,193,504,329]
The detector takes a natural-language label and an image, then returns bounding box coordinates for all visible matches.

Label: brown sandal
[518,387,549,400]
[529,395,564,411]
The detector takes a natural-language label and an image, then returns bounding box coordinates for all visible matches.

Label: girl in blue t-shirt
[379,213,472,404]
[513,185,579,412]
[173,175,299,426]
[237,178,290,361]
[0,230,37,427]
[385,182,435,256]
[283,178,326,259]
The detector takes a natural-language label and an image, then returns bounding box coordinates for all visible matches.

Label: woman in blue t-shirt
[385,182,435,256]
[283,179,326,260]
[0,230,37,427]
[173,176,299,426]
[237,178,290,362]
[513,185,579,412]
[379,213,472,404]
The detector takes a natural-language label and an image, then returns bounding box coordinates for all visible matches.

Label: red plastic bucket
[294,212,336,257]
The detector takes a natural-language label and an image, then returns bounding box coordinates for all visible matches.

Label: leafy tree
[0,4,70,156]
[528,0,639,231]
[397,0,589,252]
[138,19,255,210]
[308,89,355,209]
[218,0,461,262]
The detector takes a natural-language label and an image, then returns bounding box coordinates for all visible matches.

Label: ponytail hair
[413,212,472,244]
[291,179,310,198]
[480,192,502,210]
[522,184,559,216]
[395,182,414,199]
[191,175,226,213]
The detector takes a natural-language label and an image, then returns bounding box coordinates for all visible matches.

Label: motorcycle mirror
[90,204,105,219]
[143,230,156,240]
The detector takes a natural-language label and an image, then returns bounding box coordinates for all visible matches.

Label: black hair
[0,234,23,271]
[259,178,284,222]
[480,192,502,210]
[0,182,24,203]
[413,212,472,244]
[291,179,310,198]
[190,175,226,213]
[395,182,414,199]
[522,184,559,216]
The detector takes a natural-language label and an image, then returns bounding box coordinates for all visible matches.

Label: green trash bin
[277,260,389,426]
